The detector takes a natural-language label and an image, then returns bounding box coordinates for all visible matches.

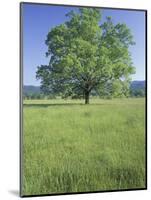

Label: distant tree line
[23,93,56,100]
[130,88,145,98]
[23,85,145,100]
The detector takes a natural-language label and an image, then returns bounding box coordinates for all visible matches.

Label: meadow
[22,98,146,196]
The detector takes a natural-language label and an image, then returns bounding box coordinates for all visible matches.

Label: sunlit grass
[22,98,146,196]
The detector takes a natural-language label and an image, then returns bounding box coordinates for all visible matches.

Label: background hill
[23,85,41,95]
[130,81,145,91]
[130,81,145,97]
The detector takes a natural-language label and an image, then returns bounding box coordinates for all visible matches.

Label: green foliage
[97,79,130,99]
[23,92,56,100]
[130,89,145,97]
[22,98,146,195]
[23,93,43,100]
[36,8,135,104]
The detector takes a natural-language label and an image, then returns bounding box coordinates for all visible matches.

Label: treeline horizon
[23,92,146,100]
[23,81,146,100]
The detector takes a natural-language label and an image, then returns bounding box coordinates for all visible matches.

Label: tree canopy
[36,8,135,104]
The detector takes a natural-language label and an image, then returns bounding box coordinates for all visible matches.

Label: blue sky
[22,3,146,86]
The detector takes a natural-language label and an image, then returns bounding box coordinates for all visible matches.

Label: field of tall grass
[22,98,146,196]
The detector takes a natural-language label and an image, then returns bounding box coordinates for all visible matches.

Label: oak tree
[36,8,135,104]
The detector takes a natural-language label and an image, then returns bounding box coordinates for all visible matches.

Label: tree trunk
[85,91,90,104]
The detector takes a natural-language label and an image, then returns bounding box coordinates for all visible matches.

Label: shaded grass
[22,98,146,195]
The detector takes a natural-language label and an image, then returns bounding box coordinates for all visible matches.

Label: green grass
[22,98,146,196]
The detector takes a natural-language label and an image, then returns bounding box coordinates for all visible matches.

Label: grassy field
[22,98,146,196]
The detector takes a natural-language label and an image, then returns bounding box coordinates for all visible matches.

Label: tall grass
[22,98,146,195]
